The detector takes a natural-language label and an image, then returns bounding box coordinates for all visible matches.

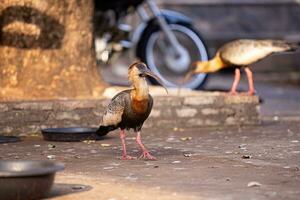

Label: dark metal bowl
[0,136,21,144]
[41,127,103,142]
[0,160,64,200]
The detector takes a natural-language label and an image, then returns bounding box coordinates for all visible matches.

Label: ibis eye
[139,73,144,77]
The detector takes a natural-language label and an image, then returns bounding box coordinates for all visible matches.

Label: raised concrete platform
[0,87,260,136]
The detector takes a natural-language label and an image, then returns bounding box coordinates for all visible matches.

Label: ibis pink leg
[120,130,136,160]
[230,68,241,95]
[244,67,255,95]
[136,131,156,160]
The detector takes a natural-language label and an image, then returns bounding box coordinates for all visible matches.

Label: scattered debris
[290,140,299,143]
[183,153,192,157]
[65,148,75,153]
[173,127,185,132]
[48,144,56,149]
[154,165,159,168]
[103,166,114,170]
[125,175,138,181]
[172,160,181,164]
[273,116,279,121]
[226,178,231,181]
[173,168,186,170]
[100,143,111,147]
[145,162,154,166]
[242,155,252,159]
[166,137,175,142]
[47,155,56,159]
[247,181,262,187]
[110,162,120,166]
[163,146,172,149]
[83,140,96,144]
[74,155,81,159]
[180,137,192,141]
[34,144,41,148]
[90,150,98,154]
[72,185,86,190]
[238,144,247,150]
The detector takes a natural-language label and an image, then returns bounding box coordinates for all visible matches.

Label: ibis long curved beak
[142,69,168,94]
[183,61,198,83]
[184,70,195,83]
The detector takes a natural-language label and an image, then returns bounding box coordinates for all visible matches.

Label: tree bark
[0,0,107,101]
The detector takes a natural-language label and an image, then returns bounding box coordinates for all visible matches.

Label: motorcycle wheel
[137,22,209,89]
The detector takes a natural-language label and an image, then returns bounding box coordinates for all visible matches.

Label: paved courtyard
[1,75,300,200]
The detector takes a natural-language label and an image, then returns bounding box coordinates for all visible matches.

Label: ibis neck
[203,54,227,73]
[132,79,149,100]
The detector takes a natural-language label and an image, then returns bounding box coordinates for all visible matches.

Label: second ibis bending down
[96,62,167,160]
[186,39,299,95]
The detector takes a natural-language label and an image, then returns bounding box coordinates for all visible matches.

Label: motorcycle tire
[136,21,209,90]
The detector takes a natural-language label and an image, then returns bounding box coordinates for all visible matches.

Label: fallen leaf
[48,144,56,149]
[83,140,96,144]
[47,155,55,159]
[100,143,111,147]
[242,155,252,159]
[247,181,262,187]
[180,137,192,141]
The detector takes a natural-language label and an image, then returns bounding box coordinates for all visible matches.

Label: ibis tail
[286,41,300,51]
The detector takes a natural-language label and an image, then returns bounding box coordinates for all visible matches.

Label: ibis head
[128,62,168,93]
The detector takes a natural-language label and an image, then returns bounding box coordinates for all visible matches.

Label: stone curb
[0,87,260,136]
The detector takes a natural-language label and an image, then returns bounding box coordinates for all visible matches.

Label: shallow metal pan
[0,136,21,144]
[41,127,103,142]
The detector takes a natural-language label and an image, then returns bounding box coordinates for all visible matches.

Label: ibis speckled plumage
[96,62,167,160]
[186,39,299,95]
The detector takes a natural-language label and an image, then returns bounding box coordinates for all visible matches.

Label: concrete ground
[1,74,300,200]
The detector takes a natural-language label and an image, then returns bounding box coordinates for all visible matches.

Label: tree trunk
[0,0,107,101]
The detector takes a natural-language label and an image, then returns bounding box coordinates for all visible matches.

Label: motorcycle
[94,0,209,89]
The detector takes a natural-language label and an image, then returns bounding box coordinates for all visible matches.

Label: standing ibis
[96,62,167,160]
[186,39,299,95]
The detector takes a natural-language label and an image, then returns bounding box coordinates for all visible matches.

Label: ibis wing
[219,40,276,66]
[101,92,127,126]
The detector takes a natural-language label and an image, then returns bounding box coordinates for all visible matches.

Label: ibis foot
[240,90,256,96]
[136,131,156,160]
[139,151,157,160]
[247,89,256,96]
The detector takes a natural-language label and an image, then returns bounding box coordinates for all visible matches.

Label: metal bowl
[41,127,103,142]
[0,136,21,144]
[0,160,64,200]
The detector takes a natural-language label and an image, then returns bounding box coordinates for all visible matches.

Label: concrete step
[0,87,260,136]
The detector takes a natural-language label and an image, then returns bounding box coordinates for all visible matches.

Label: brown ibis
[96,62,168,160]
[186,39,299,95]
